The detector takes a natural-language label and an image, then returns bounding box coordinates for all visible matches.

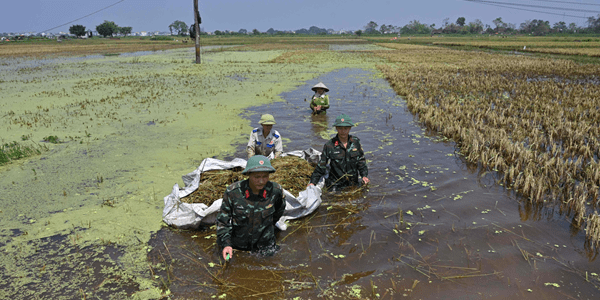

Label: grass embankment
[364,35,600,62]
[0,35,367,58]
[376,43,600,247]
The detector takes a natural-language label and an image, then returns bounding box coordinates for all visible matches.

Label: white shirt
[246,127,283,159]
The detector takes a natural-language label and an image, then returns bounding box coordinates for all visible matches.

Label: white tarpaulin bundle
[162,148,325,230]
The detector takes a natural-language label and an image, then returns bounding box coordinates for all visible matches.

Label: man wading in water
[308,113,370,191]
[217,155,286,259]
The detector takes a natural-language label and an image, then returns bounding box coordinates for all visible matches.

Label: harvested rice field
[1,36,600,299]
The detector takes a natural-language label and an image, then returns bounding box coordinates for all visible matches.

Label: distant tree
[467,19,484,34]
[587,14,600,33]
[520,19,550,35]
[308,26,327,34]
[266,28,275,35]
[169,20,188,36]
[365,21,379,34]
[355,29,362,36]
[119,26,132,36]
[493,17,507,31]
[442,18,450,28]
[252,28,260,35]
[214,30,224,35]
[238,28,247,35]
[568,22,579,33]
[379,24,388,34]
[456,17,466,27]
[401,20,431,34]
[551,21,566,33]
[96,20,119,37]
[69,24,86,37]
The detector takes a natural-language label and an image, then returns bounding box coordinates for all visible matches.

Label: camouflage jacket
[216,179,286,251]
[309,94,330,114]
[309,134,368,188]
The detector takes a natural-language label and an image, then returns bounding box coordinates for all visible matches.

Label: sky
[1,0,598,34]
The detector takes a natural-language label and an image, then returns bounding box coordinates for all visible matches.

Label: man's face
[336,126,351,139]
[315,88,325,94]
[262,124,273,133]
[248,171,270,192]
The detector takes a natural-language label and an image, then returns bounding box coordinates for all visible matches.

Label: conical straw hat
[311,82,329,92]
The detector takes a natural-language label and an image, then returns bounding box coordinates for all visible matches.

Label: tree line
[67,14,600,39]
[359,15,600,36]
[68,21,132,38]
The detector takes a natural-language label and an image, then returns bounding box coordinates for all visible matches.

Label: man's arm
[246,131,256,159]
[356,139,368,178]
[216,191,233,249]
[321,95,330,110]
[274,134,283,157]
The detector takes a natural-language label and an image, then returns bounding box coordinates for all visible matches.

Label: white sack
[162,148,324,230]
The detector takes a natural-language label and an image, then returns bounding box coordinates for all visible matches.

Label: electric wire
[39,0,126,33]
[466,0,600,13]
[531,0,600,6]
[465,0,594,19]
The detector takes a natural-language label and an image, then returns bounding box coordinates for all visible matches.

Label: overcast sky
[1,0,598,33]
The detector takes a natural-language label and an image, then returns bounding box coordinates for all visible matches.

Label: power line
[532,0,600,6]
[40,0,126,33]
[466,0,600,13]
[465,0,594,19]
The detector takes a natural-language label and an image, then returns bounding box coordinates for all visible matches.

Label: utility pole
[194,0,201,64]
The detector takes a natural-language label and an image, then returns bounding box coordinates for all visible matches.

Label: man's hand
[362,177,370,185]
[222,246,233,261]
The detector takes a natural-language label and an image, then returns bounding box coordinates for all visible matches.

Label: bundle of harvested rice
[182,156,314,205]
[270,155,314,195]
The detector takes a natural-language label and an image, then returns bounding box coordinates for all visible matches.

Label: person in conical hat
[217,155,286,259]
[247,114,283,159]
[308,113,370,191]
[309,82,330,115]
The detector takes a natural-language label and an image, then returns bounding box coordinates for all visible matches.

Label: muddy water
[149,68,600,299]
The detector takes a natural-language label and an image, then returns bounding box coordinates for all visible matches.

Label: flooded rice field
[1,45,599,299]
[149,68,600,299]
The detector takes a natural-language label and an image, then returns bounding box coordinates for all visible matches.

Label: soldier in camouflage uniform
[309,82,330,115]
[308,114,370,190]
[217,155,286,259]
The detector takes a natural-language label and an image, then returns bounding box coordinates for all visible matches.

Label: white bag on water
[162,148,324,230]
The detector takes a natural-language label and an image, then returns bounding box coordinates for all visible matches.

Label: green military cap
[258,114,277,125]
[242,155,276,174]
[333,113,354,127]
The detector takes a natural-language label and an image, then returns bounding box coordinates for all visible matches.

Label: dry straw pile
[182,155,314,205]
[377,43,600,248]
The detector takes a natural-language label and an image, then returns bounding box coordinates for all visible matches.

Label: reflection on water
[155,68,600,299]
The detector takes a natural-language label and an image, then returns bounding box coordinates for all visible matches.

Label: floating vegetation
[42,135,60,144]
[377,43,600,247]
[182,156,314,205]
[0,141,47,165]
